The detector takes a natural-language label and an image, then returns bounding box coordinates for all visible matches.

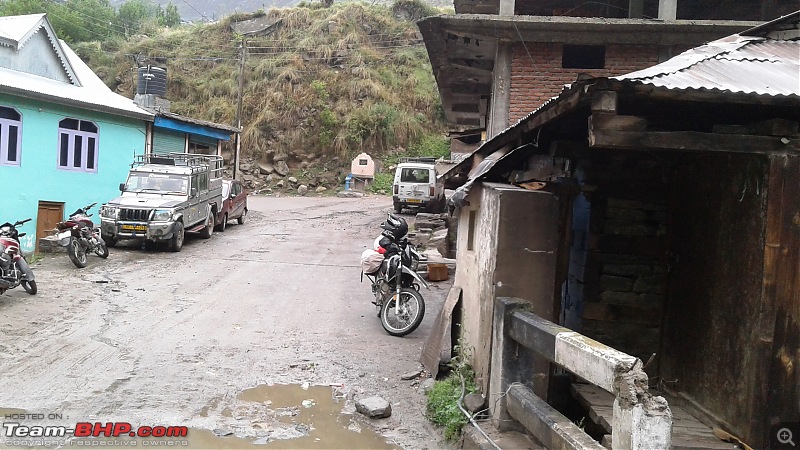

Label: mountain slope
[79,2,447,188]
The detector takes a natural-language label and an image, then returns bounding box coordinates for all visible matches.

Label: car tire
[200,209,214,239]
[215,213,227,232]
[102,233,117,248]
[169,222,184,252]
[237,208,247,225]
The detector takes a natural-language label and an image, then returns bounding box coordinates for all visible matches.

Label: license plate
[406,199,422,203]
[121,224,147,232]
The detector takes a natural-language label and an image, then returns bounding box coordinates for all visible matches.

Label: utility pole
[234,38,247,180]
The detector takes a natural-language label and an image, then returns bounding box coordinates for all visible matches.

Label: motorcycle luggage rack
[133,153,224,178]
[398,157,436,164]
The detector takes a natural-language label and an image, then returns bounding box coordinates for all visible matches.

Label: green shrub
[426,365,476,441]
[369,172,393,194]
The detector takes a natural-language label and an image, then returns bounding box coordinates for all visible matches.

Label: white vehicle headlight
[100,206,117,218]
[152,210,172,221]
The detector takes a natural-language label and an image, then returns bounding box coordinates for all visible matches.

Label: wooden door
[36,201,64,253]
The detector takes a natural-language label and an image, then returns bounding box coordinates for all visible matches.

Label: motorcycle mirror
[119,183,126,192]
[18,233,25,237]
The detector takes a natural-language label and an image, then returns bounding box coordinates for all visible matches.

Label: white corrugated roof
[614,34,800,98]
[0,13,45,48]
[0,14,152,120]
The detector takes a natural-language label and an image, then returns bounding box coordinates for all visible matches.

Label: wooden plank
[571,383,738,450]
[762,156,800,444]
[589,129,800,155]
[589,113,648,132]
[592,91,618,113]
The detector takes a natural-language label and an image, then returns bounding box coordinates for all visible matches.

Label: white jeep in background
[392,157,445,214]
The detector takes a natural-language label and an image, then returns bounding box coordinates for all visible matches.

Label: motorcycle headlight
[152,210,172,221]
[100,206,117,219]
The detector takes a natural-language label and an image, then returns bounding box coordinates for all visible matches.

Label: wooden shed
[442,13,800,448]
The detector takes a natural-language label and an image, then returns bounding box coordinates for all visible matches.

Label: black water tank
[136,66,167,96]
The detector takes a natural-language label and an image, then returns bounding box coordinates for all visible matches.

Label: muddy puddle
[236,383,397,449]
[1,385,397,449]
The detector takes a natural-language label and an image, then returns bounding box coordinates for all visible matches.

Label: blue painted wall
[0,94,147,252]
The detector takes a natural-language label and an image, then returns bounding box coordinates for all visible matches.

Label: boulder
[258,161,274,175]
[337,191,364,198]
[275,180,285,188]
[239,162,252,173]
[274,160,290,176]
[464,393,486,414]
[298,185,308,195]
[315,186,328,193]
[288,176,298,184]
[355,396,392,419]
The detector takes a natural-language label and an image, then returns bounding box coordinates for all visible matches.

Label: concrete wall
[0,31,71,83]
[509,43,668,122]
[0,94,147,252]
[455,182,558,393]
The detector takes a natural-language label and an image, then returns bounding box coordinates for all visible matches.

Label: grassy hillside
[76,1,448,187]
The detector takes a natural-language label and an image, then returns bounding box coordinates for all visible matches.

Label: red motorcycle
[0,218,37,295]
[56,203,109,268]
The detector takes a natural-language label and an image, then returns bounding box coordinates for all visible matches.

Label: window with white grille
[58,118,98,172]
[0,106,22,166]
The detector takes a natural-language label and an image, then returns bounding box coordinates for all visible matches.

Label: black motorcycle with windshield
[361,214,427,336]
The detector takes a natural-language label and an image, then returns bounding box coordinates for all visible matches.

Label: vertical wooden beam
[762,155,800,446]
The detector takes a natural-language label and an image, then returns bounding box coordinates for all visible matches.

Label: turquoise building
[0,14,153,252]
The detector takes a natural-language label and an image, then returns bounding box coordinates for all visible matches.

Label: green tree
[116,0,151,36]
[158,3,180,27]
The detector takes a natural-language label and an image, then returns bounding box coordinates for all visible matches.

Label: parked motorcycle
[361,214,427,336]
[56,203,109,268]
[0,218,37,295]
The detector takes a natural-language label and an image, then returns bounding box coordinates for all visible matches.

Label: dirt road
[0,195,452,449]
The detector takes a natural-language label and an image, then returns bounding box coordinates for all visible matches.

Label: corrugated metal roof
[0,14,44,47]
[614,35,800,98]
[0,33,153,120]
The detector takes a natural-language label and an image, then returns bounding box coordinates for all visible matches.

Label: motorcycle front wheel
[21,280,37,295]
[94,239,109,258]
[380,288,425,337]
[67,238,88,268]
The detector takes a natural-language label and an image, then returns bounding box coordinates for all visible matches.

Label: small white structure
[349,153,375,191]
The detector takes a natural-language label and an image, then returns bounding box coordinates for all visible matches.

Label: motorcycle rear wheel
[94,239,109,258]
[380,288,425,337]
[67,238,88,268]
[21,280,37,295]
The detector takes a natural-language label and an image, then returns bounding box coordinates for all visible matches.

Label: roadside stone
[298,185,308,195]
[315,186,327,193]
[275,180,285,188]
[239,162,252,173]
[258,161,274,175]
[337,191,364,198]
[275,160,290,176]
[288,176,298,184]
[355,396,392,419]
[401,370,422,380]
[420,378,435,393]
[464,393,485,413]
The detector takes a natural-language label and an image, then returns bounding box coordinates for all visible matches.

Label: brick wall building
[509,43,667,122]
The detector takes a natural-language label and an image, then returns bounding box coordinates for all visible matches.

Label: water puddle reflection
[1,384,396,448]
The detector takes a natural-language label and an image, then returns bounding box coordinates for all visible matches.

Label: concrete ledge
[38,236,66,253]
[507,383,606,450]
[461,423,544,450]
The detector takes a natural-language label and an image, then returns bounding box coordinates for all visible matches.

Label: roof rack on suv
[399,157,437,164]
[133,153,223,178]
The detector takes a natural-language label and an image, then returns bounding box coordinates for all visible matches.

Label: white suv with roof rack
[392,157,445,213]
